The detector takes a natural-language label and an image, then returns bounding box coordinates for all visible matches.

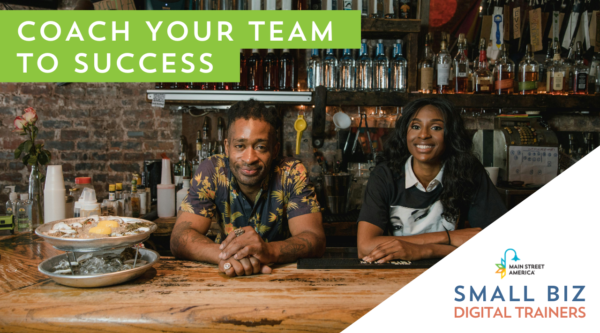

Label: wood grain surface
[0,233,425,332]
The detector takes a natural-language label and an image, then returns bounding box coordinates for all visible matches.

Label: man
[172,100,326,277]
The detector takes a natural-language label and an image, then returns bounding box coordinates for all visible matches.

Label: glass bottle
[357,39,373,92]
[311,0,321,9]
[263,49,279,91]
[247,49,263,91]
[5,192,17,219]
[374,40,389,92]
[279,49,295,91]
[474,38,493,94]
[371,0,383,18]
[115,183,123,200]
[384,0,394,18]
[340,49,356,92]
[28,165,43,227]
[453,34,470,94]
[201,118,210,160]
[391,39,407,92]
[232,50,247,90]
[518,44,539,95]
[361,0,368,16]
[308,49,323,91]
[130,179,140,218]
[16,194,32,233]
[493,43,515,95]
[589,51,600,94]
[109,184,116,201]
[436,39,452,94]
[216,118,225,155]
[323,49,338,91]
[418,33,435,93]
[294,0,307,9]
[539,40,553,93]
[547,42,566,95]
[195,130,202,163]
[563,45,575,93]
[572,41,589,95]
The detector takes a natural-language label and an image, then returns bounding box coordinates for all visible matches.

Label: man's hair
[227,99,281,140]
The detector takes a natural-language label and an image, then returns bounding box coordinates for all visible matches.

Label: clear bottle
[539,40,554,93]
[201,118,210,160]
[195,130,202,164]
[279,49,295,91]
[130,179,140,218]
[391,39,408,92]
[418,33,435,93]
[340,49,356,91]
[436,39,452,94]
[308,49,323,91]
[474,38,493,94]
[232,50,247,90]
[371,0,383,18]
[493,43,515,95]
[216,117,225,155]
[323,49,339,91]
[361,0,368,16]
[373,40,389,92]
[452,33,470,94]
[572,41,589,95]
[562,45,576,93]
[17,193,32,233]
[247,49,263,91]
[263,49,279,91]
[357,39,373,92]
[518,44,539,95]
[589,51,600,94]
[5,192,18,219]
[547,42,566,95]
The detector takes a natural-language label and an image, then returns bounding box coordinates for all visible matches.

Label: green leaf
[14,148,22,159]
[38,152,48,166]
[27,156,37,165]
[23,140,33,154]
[21,154,30,166]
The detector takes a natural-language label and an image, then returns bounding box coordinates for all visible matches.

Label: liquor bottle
[174,135,186,189]
[195,130,203,164]
[571,41,589,95]
[264,49,279,91]
[232,50,247,90]
[340,49,356,91]
[452,34,469,94]
[357,39,373,92]
[294,0,307,10]
[16,194,32,233]
[399,0,410,18]
[371,0,383,18]
[418,33,435,93]
[547,42,566,95]
[563,45,576,93]
[311,0,321,9]
[391,39,407,92]
[235,0,247,10]
[343,0,351,10]
[518,44,539,95]
[130,179,140,218]
[539,41,554,93]
[436,39,452,94]
[323,49,339,91]
[384,0,394,18]
[308,49,323,91]
[216,118,225,155]
[247,49,263,91]
[360,0,368,16]
[589,51,600,94]
[201,118,210,160]
[279,49,295,91]
[493,43,515,95]
[373,40,389,92]
[474,38,493,94]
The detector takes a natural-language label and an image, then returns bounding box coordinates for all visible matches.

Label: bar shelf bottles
[324,49,339,91]
[248,49,263,91]
[279,49,295,91]
[563,45,575,93]
[474,38,493,94]
[357,39,373,92]
[539,40,554,93]
[232,50,247,90]
[264,49,280,91]
[571,42,589,95]
[418,33,435,93]
[373,40,389,92]
[518,45,539,95]
[308,49,323,91]
[547,42,566,95]
[452,34,469,94]
[371,0,383,18]
[436,39,452,94]
[391,39,407,92]
[493,43,515,95]
[340,49,356,92]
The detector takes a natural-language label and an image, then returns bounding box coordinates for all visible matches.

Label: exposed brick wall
[0,82,181,213]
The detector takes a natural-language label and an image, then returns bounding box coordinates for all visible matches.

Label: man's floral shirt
[179,155,321,243]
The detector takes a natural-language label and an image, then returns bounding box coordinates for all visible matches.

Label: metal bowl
[35,217,157,252]
[38,248,159,288]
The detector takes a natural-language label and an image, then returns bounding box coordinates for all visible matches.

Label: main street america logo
[495,248,520,279]
[495,249,545,279]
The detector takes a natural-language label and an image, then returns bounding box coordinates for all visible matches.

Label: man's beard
[231,161,269,187]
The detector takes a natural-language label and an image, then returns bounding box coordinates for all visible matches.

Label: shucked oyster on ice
[51,247,149,275]
[42,217,153,239]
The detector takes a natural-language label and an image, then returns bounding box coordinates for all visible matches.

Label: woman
[357,98,506,263]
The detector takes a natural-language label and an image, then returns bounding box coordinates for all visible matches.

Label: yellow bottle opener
[294,114,307,155]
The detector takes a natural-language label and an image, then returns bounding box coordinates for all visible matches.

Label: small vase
[28,165,44,227]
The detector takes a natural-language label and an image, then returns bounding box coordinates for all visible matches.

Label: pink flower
[13,116,27,133]
[22,107,38,124]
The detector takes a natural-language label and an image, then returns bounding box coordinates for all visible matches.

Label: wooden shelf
[361,18,421,39]
[326,92,600,110]
[146,90,313,106]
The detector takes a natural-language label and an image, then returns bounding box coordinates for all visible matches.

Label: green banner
[0,10,361,82]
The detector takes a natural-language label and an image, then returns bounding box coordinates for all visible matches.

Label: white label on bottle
[437,63,450,85]
[457,63,468,77]
[553,72,564,90]
[152,93,165,108]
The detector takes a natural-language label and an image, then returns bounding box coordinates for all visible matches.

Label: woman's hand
[448,228,481,247]
[362,239,425,263]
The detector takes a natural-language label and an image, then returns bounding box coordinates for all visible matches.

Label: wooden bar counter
[0,233,425,332]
